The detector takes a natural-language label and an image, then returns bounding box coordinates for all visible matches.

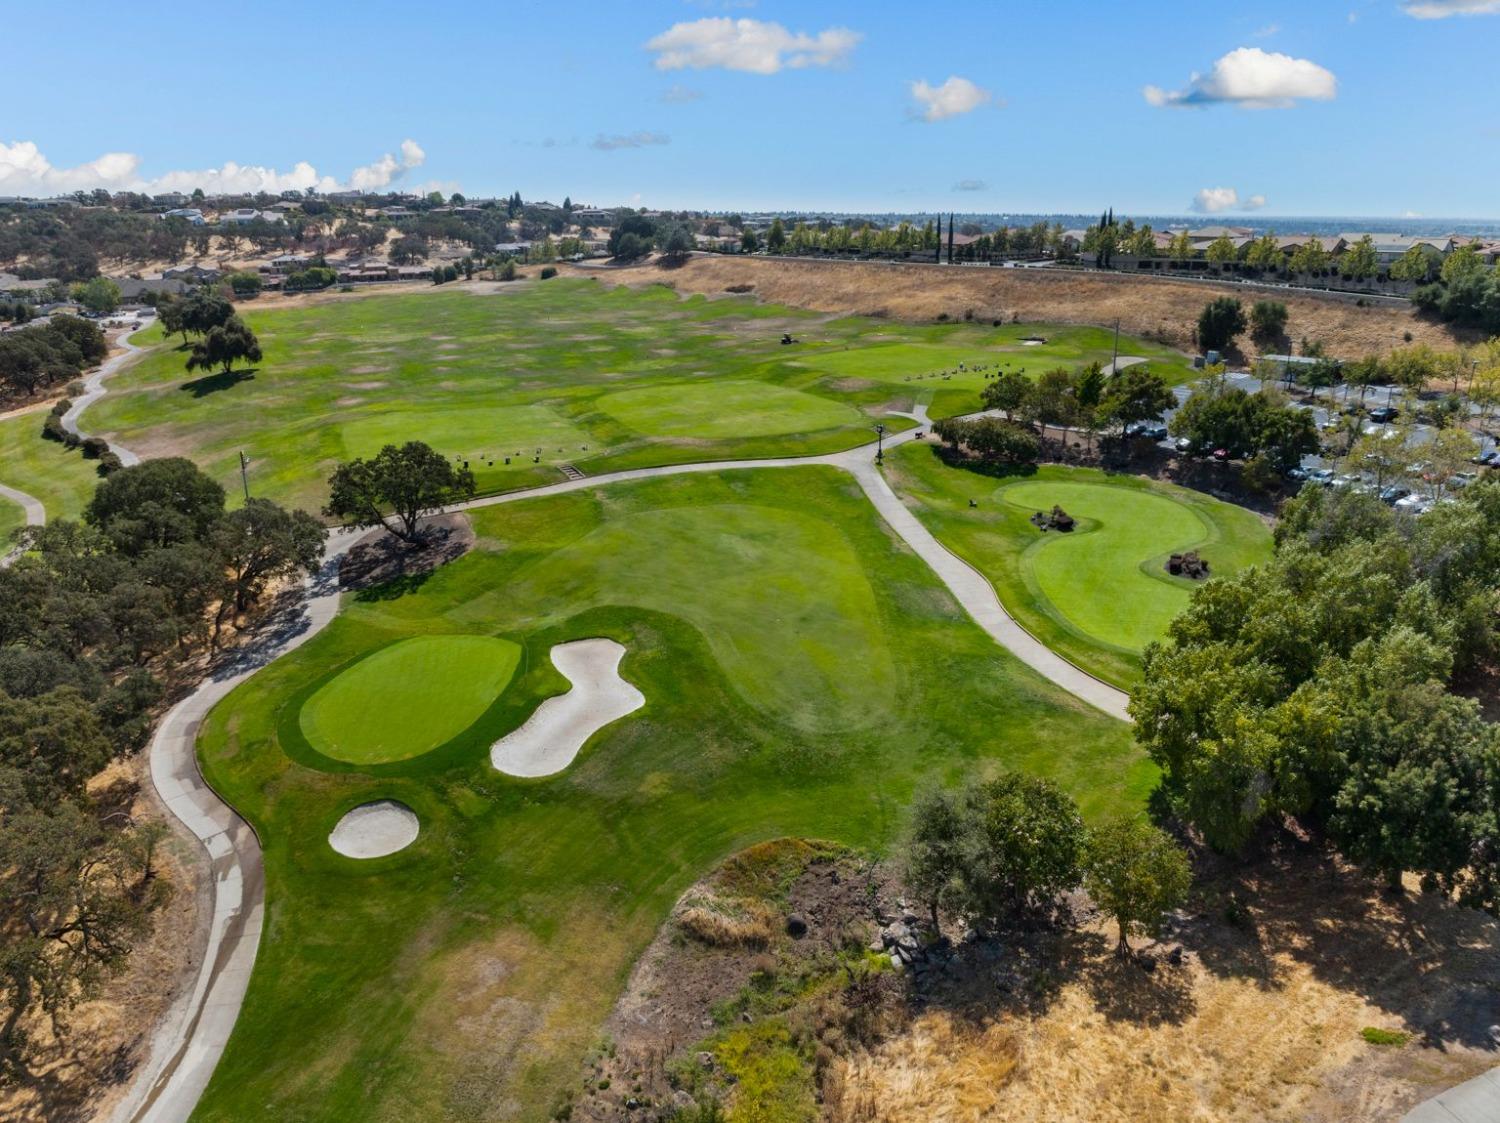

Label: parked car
[1472,449,1498,466]
[1309,468,1336,486]
[1211,448,1230,462]
[1286,466,1309,482]
[1378,485,1411,504]
[1368,406,1399,423]
[1174,436,1194,454]
[1394,493,1432,515]
[1331,474,1362,490]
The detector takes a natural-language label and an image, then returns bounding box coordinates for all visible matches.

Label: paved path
[0,481,45,567]
[93,391,1130,1119]
[63,326,147,465]
[1402,1067,1500,1122]
[1101,356,1147,376]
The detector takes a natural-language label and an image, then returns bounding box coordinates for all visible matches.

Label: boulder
[785,914,808,938]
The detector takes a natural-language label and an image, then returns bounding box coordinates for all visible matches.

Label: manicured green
[192,466,1146,1122]
[0,495,21,547]
[86,280,1190,514]
[0,410,107,527]
[884,444,1273,687]
[298,635,522,764]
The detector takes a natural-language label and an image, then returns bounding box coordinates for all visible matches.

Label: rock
[1489,1024,1500,1046]
[888,953,905,973]
[786,914,808,938]
[740,1011,752,1023]
[1167,946,1184,966]
[868,936,885,953]
[697,1051,715,1071]
[626,1097,641,1110]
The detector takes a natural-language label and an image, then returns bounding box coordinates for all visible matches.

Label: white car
[1394,493,1431,514]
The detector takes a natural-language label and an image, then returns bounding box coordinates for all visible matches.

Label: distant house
[494,241,532,255]
[325,190,363,203]
[381,206,414,218]
[221,207,281,225]
[1187,225,1254,240]
[115,277,191,302]
[1338,233,1454,264]
[1276,234,1347,256]
[573,208,615,224]
[161,207,206,226]
[163,264,222,284]
[153,192,189,207]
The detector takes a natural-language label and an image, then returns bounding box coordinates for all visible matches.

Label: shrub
[1197,297,1247,352]
[1360,1027,1410,1046]
[498,260,518,282]
[80,436,110,460]
[540,266,558,280]
[1249,300,1288,348]
[96,451,123,475]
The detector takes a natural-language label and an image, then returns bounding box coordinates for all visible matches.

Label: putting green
[1002,480,1212,651]
[299,634,521,763]
[595,380,862,439]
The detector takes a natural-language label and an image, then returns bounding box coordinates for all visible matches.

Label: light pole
[238,451,251,501]
[874,423,886,464]
[1111,317,1120,373]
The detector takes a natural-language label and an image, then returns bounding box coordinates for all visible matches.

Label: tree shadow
[930,444,1039,482]
[341,514,475,602]
[1190,840,1500,1051]
[180,368,257,397]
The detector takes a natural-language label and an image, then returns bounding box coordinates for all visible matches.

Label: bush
[96,451,123,475]
[540,266,558,280]
[498,260,518,282]
[1197,296,1247,352]
[80,436,110,460]
[1249,300,1288,347]
[1360,1027,1411,1047]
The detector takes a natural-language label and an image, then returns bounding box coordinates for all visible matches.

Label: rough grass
[84,279,1188,514]
[0,411,105,525]
[883,447,1273,687]
[579,255,1473,360]
[191,466,1146,1122]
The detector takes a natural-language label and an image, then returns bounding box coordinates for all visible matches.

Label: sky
[3,0,1499,218]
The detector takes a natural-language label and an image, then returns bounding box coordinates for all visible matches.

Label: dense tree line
[0,459,321,1076]
[1132,480,1500,906]
[1168,376,1320,472]
[0,314,106,400]
[1413,245,1500,334]
[972,363,1175,452]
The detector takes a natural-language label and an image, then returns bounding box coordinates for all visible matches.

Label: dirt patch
[579,835,1500,1122]
[564,257,1472,360]
[338,512,475,592]
[348,365,386,375]
[345,380,387,390]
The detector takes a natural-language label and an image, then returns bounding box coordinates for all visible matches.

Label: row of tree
[1132,479,1500,906]
[0,314,106,400]
[903,772,1191,957]
[0,459,323,1075]
[977,363,1177,450]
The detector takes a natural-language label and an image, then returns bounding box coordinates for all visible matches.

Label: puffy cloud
[1144,47,1336,109]
[0,138,428,196]
[646,17,860,74]
[1192,187,1240,213]
[660,84,704,103]
[953,179,987,192]
[1402,0,1500,15]
[1244,193,1268,211]
[591,131,671,151]
[909,76,994,122]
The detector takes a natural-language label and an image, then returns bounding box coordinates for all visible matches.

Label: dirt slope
[567,256,1473,360]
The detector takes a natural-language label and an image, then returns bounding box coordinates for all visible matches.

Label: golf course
[79,278,1194,514]
[189,465,1149,1121]
[884,442,1274,687]
[0,410,105,526]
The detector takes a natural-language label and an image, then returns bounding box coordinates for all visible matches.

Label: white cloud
[591,131,671,151]
[661,84,704,103]
[1144,47,1336,109]
[1253,22,1281,36]
[1244,194,1268,210]
[953,179,987,192]
[909,76,994,121]
[646,17,860,74]
[0,138,428,196]
[1190,187,1269,213]
[1402,0,1500,15]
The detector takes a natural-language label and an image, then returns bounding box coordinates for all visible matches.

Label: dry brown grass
[565,256,1476,360]
[676,891,781,948]
[826,853,1500,1123]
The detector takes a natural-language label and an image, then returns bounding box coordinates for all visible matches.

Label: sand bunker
[491,638,644,777]
[328,800,420,858]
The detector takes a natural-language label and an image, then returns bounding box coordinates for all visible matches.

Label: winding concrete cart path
[0,482,45,567]
[96,388,1130,1121]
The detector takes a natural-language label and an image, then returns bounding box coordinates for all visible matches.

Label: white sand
[491,638,645,777]
[328,800,420,858]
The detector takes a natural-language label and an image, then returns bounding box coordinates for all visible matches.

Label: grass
[0,411,107,530]
[298,635,521,764]
[1360,1027,1411,1047]
[883,445,1273,688]
[190,466,1148,1122]
[83,279,1190,515]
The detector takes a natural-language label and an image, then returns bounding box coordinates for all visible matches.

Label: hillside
[570,255,1474,360]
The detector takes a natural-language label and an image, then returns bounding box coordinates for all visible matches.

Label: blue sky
[3,0,1498,217]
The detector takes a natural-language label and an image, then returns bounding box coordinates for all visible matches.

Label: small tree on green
[980,370,1033,419]
[1197,297,1247,353]
[1083,817,1192,958]
[71,276,121,314]
[185,315,262,375]
[900,785,977,937]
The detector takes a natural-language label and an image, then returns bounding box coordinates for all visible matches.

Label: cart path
[0,482,45,567]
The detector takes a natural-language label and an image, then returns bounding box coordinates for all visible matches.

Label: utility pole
[239,451,251,501]
[1111,318,1120,373]
[946,213,955,265]
[874,423,886,464]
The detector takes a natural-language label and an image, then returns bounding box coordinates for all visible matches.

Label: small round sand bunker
[491,638,645,777]
[328,800,420,858]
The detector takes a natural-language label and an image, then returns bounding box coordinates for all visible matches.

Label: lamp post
[238,450,250,501]
[874,423,886,464]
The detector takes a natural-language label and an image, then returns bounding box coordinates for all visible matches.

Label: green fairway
[191,466,1146,1122]
[596,379,863,439]
[83,279,1190,515]
[0,411,106,526]
[298,635,522,764]
[885,444,1273,687]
